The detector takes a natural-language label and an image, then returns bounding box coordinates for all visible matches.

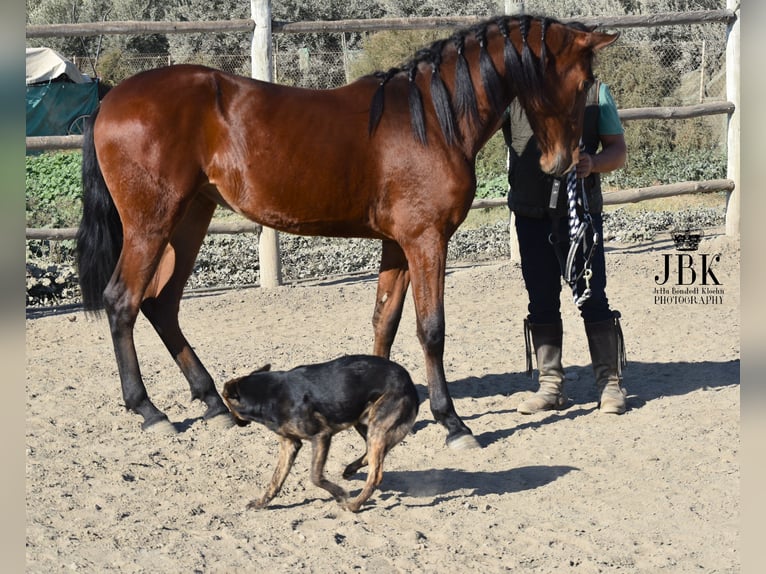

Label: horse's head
[522,21,619,176]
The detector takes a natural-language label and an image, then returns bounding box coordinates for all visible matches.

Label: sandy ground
[25,231,739,573]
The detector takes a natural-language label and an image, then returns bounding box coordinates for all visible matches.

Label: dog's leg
[344,398,417,512]
[247,436,301,510]
[342,423,369,479]
[342,453,368,479]
[310,433,348,503]
[343,435,386,513]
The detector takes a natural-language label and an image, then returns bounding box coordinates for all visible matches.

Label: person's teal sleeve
[598,82,624,135]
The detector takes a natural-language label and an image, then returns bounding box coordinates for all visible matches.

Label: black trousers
[514,212,613,325]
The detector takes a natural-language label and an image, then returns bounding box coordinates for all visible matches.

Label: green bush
[26,151,83,228]
[603,147,726,190]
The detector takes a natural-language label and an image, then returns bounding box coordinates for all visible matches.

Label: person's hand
[576,152,594,178]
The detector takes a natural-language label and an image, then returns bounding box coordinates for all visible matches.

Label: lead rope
[563,150,599,309]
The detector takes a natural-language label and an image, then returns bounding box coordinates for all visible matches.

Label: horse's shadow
[411,358,739,446]
[378,464,577,505]
[176,358,739,437]
[445,358,739,403]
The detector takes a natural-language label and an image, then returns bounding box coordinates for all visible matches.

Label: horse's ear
[584,30,620,52]
[250,364,271,375]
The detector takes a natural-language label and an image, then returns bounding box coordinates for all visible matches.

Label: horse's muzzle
[540,149,577,178]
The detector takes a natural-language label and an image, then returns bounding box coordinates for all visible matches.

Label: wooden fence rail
[25,178,735,243]
[25,178,735,242]
[26,220,262,241]
[24,101,735,153]
[26,9,736,38]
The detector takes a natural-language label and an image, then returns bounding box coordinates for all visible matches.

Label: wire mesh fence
[72,35,727,105]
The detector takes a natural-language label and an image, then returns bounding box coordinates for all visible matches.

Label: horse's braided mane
[367,14,568,146]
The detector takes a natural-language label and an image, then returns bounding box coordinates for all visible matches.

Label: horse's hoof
[446,433,481,450]
[144,419,178,436]
[205,412,237,430]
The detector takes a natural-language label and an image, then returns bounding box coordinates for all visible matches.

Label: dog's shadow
[261,464,577,512]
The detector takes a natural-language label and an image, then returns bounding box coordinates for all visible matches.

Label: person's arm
[575,133,626,178]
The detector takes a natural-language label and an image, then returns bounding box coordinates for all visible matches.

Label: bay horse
[76,15,618,448]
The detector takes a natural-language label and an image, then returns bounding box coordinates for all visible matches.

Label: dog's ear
[250,364,271,375]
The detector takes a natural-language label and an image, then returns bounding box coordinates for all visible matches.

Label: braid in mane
[497,17,524,91]
[540,17,551,70]
[476,25,505,118]
[452,34,480,129]
[368,33,462,145]
[368,69,398,136]
[407,66,427,144]
[519,15,542,95]
[428,41,458,146]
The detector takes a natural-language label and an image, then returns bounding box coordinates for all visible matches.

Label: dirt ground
[25,231,739,573]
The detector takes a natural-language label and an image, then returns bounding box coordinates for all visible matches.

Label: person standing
[504,77,628,414]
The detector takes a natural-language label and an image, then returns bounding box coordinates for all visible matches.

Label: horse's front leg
[404,236,479,449]
[372,240,410,358]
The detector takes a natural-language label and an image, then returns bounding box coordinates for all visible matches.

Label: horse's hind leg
[103,229,179,433]
[372,240,410,358]
[139,194,231,426]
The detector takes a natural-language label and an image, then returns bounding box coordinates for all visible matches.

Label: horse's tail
[75,107,123,315]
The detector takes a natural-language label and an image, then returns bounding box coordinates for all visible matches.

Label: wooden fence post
[251,0,283,287]
[724,0,740,236]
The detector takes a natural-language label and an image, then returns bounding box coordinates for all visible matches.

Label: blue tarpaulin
[26,80,99,136]
[26,47,100,137]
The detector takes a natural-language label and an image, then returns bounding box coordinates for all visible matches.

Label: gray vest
[505,81,603,218]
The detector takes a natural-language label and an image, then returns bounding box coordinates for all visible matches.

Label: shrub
[26,151,83,228]
[603,146,727,190]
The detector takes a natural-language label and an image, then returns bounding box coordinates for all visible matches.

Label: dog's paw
[332,490,349,503]
[246,498,269,510]
[338,497,366,512]
[340,498,362,513]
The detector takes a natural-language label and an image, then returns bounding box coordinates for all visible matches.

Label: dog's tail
[75,107,123,315]
[384,371,420,439]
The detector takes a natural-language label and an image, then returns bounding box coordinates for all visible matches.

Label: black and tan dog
[222,354,419,512]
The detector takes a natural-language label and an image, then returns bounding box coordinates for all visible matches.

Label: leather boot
[585,311,628,414]
[518,318,568,414]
